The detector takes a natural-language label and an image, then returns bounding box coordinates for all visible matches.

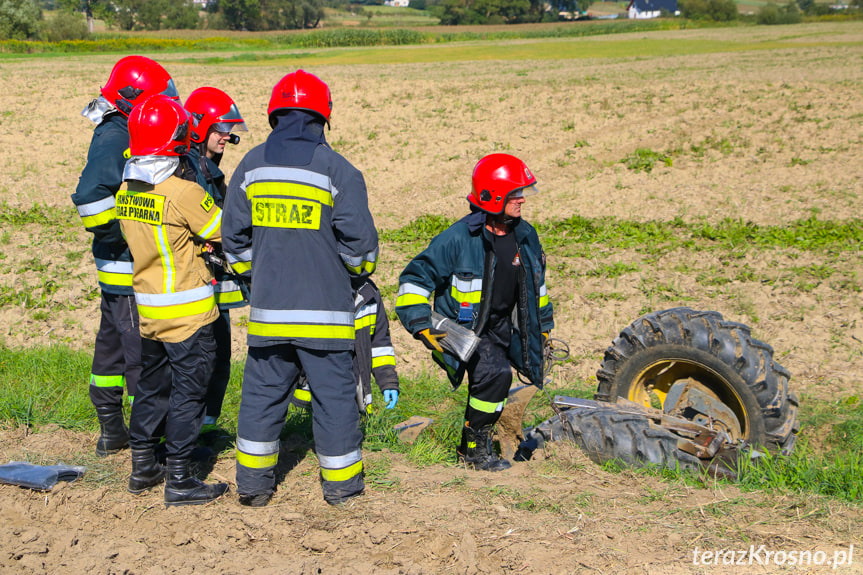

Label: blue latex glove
[383,389,399,409]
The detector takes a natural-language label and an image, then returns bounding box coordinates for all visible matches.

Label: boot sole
[324,490,364,506]
[458,458,512,472]
[95,444,129,457]
[128,482,164,495]
[128,476,166,494]
[164,494,226,507]
[164,486,229,507]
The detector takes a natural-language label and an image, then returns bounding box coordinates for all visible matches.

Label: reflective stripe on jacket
[396,211,554,387]
[117,175,222,343]
[71,112,134,295]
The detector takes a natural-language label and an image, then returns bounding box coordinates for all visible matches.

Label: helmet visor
[510,184,539,199]
[221,103,245,122]
[160,79,180,100]
[212,120,248,134]
[213,103,247,132]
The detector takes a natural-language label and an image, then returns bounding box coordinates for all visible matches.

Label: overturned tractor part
[515,308,797,479]
[518,397,754,479]
[594,307,799,455]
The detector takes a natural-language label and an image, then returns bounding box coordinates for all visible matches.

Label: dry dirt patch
[1,427,861,574]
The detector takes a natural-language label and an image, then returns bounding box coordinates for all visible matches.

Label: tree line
[2,0,326,39]
[2,0,861,42]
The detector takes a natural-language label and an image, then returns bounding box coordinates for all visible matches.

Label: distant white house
[627,0,679,18]
[384,0,410,6]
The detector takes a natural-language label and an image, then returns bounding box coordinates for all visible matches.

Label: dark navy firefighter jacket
[222,112,379,352]
[71,113,134,296]
[396,210,554,388]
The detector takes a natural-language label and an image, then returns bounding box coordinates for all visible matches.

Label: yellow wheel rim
[627,359,749,441]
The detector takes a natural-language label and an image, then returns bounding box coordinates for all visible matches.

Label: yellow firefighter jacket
[117,175,222,343]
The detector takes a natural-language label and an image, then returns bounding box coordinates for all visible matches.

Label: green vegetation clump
[678,0,739,20]
[288,27,426,47]
[757,1,804,24]
[0,0,41,40]
[39,9,89,42]
[621,148,674,172]
[0,345,93,429]
[736,397,863,503]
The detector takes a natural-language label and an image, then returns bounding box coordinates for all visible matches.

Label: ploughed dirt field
[1,22,862,574]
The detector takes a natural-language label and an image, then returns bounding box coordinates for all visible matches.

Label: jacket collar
[82,95,120,126]
[463,209,524,240]
[123,156,180,185]
[187,146,224,181]
[264,110,328,166]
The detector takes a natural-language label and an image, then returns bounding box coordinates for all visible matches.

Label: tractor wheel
[594,307,799,454]
[528,407,705,472]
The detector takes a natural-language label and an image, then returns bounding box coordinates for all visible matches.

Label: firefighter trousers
[236,344,364,503]
[128,322,216,461]
[204,310,232,422]
[89,292,141,409]
[464,324,513,430]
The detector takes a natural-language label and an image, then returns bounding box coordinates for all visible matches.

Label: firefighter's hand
[416,327,447,353]
[383,389,399,410]
[543,332,552,348]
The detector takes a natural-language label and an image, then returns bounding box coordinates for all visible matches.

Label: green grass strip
[1,342,861,503]
[382,214,863,254]
[737,449,863,502]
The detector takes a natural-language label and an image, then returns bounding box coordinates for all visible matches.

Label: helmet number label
[252,198,320,230]
[116,191,164,225]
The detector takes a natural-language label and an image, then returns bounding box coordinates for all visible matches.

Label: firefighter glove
[416,327,447,353]
[383,389,399,410]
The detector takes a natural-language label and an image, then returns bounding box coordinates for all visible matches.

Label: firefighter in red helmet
[71,55,179,458]
[396,153,554,471]
[118,95,227,506]
[182,87,248,446]
[222,70,378,507]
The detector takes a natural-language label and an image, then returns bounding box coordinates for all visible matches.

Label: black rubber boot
[128,448,165,494]
[164,457,228,507]
[458,425,511,472]
[238,493,273,508]
[95,405,129,457]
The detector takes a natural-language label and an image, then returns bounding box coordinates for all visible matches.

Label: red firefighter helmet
[128,95,191,157]
[184,87,247,143]
[468,153,538,215]
[100,55,178,117]
[267,70,332,128]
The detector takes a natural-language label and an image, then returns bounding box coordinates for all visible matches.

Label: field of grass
[0,21,861,573]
